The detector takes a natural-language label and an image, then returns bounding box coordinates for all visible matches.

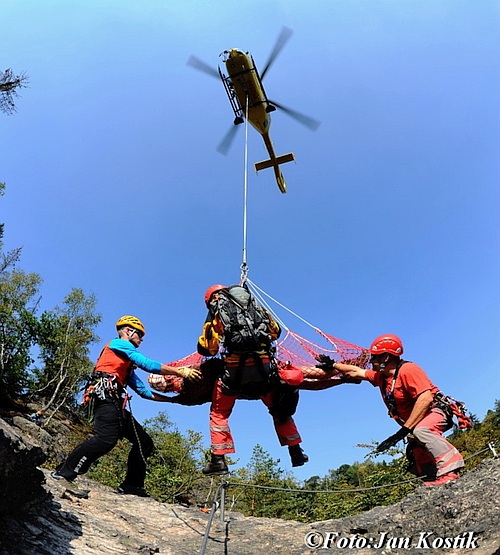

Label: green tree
[144,412,205,503]
[30,288,101,414]
[0,183,21,270]
[0,182,40,404]
[229,445,306,519]
[0,266,43,403]
[1,185,100,410]
[449,399,500,466]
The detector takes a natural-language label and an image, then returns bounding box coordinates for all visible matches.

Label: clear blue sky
[2,0,499,481]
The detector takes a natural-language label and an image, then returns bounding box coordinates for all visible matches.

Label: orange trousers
[409,408,464,479]
[209,379,301,454]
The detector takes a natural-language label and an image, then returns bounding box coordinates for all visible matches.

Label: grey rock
[0,417,48,515]
[0,414,499,554]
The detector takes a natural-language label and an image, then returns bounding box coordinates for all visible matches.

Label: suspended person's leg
[262,389,309,467]
[202,380,236,475]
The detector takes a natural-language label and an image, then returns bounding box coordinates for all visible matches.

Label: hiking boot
[423,471,460,487]
[117,483,150,497]
[51,471,89,499]
[202,454,229,476]
[288,444,309,467]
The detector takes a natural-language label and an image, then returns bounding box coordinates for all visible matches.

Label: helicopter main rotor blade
[261,27,293,80]
[217,124,240,155]
[187,55,219,79]
[269,100,321,131]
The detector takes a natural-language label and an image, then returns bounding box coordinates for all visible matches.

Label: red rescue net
[149,282,370,401]
[164,328,369,377]
[276,329,369,377]
[148,328,369,404]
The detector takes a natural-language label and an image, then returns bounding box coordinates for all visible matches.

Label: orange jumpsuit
[198,311,302,456]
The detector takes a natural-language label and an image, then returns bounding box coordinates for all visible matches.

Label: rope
[463,444,497,462]
[246,277,321,332]
[227,476,421,494]
[221,442,497,496]
[246,281,289,332]
[126,395,148,466]
[240,99,250,285]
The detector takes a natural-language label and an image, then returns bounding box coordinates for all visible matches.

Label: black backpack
[216,285,273,354]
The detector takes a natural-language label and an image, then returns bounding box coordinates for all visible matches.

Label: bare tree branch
[0,68,29,115]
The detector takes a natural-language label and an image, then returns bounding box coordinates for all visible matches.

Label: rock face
[0,417,48,515]
[0,413,499,555]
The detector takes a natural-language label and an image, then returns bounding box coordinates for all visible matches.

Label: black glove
[375,426,412,452]
[339,376,362,384]
[315,354,336,371]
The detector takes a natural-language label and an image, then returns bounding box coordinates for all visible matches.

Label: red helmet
[204,284,227,306]
[370,334,404,356]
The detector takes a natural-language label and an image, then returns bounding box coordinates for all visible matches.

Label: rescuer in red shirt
[333,334,466,486]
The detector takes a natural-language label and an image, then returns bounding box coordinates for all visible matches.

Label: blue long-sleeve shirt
[105,338,163,400]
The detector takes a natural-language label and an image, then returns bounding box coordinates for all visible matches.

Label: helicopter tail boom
[254,152,295,193]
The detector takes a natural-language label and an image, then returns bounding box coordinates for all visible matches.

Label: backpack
[216,285,273,354]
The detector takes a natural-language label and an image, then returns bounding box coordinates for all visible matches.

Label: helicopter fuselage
[221,48,273,135]
[219,49,294,193]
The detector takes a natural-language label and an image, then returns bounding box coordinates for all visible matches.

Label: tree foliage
[30,288,101,413]
[144,412,206,503]
[0,183,22,273]
[0,185,100,409]
[0,68,28,115]
[0,255,42,400]
[448,400,500,467]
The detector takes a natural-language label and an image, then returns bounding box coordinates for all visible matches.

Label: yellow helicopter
[188,28,319,193]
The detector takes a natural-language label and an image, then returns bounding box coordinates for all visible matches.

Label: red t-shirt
[365,362,439,422]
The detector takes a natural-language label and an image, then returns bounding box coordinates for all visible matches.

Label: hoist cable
[246,281,290,332]
[246,277,321,332]
[240,99,250,285]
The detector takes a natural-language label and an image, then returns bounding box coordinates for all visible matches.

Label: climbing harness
[81,371,148,465]
[80,372,122,422]
[168,94,365,379]
[379,362,473,430]
[431,392,473,430]
[381,361,405,422]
